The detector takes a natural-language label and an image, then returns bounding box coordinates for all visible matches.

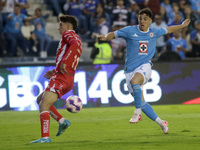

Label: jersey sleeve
[61,31,82,71]
[61,39,79,61]
[153,28,167,38]
[114,26,130,39]
[62,31,76,44]
[61,40,81,71]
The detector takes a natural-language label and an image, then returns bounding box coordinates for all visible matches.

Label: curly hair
[59,15,78,30]
[138,8,153,20]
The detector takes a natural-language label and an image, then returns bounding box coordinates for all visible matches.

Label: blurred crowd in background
[0,0,200,62]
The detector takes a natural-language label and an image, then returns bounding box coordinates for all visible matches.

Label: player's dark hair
[59,15,78,30]
[138,8,153,20]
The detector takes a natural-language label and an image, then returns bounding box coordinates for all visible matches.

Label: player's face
[58,21,68,35]
[138,14,152,32]
[173,30,180,38]
[14,6,21,15]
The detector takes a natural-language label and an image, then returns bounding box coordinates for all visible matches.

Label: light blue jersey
[114,25,167,73]
[167,37,188,59]
[4,12,27,33]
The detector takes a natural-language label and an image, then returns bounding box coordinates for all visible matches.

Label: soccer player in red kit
[31,15,82,143]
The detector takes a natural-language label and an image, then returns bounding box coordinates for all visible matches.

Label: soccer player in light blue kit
[98,8,190,134]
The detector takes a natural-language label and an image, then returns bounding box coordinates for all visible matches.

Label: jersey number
[72,55,79,70]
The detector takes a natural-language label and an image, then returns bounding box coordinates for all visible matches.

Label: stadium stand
[0,0,200,64]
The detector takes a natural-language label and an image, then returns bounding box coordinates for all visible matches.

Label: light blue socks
[132,84,160,123]
[141,100,158,121]
[131,84,142,109]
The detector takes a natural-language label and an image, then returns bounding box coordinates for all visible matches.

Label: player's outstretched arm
[98,32,115,41]
[166,19,190,34]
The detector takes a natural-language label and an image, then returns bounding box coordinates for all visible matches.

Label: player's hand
[60,63,67,74]
[98,35,106,41]
[44,70,54,79]
[182,19,190,27]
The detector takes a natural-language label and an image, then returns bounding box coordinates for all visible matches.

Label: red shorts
[45,73,74,98]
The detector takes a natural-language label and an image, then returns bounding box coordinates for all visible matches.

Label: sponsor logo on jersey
[139,41,148,55]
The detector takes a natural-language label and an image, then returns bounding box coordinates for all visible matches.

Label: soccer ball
[65,95,83,113]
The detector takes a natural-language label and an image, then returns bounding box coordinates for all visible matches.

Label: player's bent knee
[130,81,139,85]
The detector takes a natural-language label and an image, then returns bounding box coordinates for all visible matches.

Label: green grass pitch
[0,104,200,150]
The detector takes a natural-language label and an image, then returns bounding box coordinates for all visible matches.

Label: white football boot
[159,121,169,134]
[129,113,142,123]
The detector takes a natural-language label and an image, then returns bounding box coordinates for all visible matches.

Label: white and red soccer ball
[65,95,83,113]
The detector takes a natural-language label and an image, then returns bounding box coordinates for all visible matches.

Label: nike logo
[133,33,138,37]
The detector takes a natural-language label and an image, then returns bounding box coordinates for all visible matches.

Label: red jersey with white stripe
[55,30,82,75]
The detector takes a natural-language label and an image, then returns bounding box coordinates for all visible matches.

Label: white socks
[58,118,65,124]
[134,108,141,115]
[155,117,163,125]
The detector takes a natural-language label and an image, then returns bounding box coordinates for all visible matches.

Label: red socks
[40,106,63,138]
[49,105,63,122]
[40,111,50,138]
